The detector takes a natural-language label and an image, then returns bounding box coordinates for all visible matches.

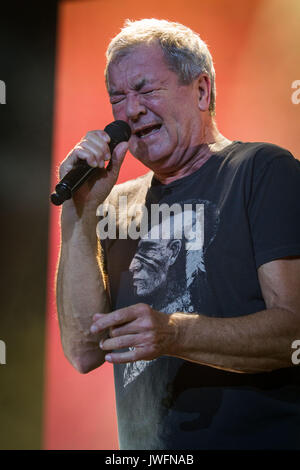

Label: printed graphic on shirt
[123,199,219,388]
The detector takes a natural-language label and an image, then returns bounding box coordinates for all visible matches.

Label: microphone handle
[50,162,97,206]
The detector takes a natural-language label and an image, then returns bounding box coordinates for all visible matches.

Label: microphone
[50,120,131,206]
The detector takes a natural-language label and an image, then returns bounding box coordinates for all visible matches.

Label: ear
[168,239,182,265]
[196,74,211,112]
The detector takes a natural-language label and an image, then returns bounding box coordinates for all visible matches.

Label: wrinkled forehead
[108,42,164,70]
[106,43,172,91]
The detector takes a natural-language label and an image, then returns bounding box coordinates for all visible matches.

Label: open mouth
[136,124,162,139]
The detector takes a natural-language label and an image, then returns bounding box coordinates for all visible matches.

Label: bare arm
[170,257,300,372]
[92,257,300,373]
[56,203,110,373]
[55,130,128,373]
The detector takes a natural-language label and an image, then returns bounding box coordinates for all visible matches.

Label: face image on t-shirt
[123,200,219,387]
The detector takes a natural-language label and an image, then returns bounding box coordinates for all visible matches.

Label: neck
[153,119,232,185]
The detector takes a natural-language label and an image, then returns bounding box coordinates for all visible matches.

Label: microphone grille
[104,120,131,143]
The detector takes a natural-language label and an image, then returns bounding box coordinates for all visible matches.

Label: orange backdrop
[44,0,300,449]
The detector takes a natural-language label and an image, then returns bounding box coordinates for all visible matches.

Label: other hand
[89,303,178,363]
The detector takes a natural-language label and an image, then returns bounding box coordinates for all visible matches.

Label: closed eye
[142,89,155,95]
[110,89,158,104]
[110,97,125,105]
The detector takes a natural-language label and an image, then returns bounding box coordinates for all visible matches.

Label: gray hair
[105,19,216,115]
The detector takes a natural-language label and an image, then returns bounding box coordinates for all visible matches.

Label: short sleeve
[248,150,300,268]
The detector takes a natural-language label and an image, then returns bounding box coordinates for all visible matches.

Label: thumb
[108,141,129,176]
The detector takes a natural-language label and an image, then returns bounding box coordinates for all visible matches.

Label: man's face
[107,43,203,173]
[129,238,181,297]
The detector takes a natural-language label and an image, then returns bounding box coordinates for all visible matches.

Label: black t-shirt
[100,141,300,449]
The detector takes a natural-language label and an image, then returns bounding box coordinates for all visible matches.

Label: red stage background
[44,0,300,449]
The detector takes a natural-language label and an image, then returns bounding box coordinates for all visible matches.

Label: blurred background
[0,0,299,450]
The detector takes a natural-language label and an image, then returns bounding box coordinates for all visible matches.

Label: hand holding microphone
[51,120,131,206]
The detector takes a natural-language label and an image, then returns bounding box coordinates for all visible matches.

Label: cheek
[111,105,125,121]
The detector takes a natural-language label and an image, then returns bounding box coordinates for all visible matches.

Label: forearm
[56,205,110,373]
[170,307,300,373]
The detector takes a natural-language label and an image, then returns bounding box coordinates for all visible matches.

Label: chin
[130,142,172,167]
[136,152,172,171]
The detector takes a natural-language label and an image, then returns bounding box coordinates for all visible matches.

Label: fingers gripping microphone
[50,120,131,206]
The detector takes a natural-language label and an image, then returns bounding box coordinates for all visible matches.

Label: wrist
[60,202,99,246]
[167,312,204,357]
[167,312,185,356]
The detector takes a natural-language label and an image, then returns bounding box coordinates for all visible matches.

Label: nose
[126,94,146,122]
[129,256,142,274]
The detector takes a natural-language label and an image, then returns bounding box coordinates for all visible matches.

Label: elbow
[69,356,94,374]
[62,349,89,374]
[62,344,105,374]
[68,353,105,374]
